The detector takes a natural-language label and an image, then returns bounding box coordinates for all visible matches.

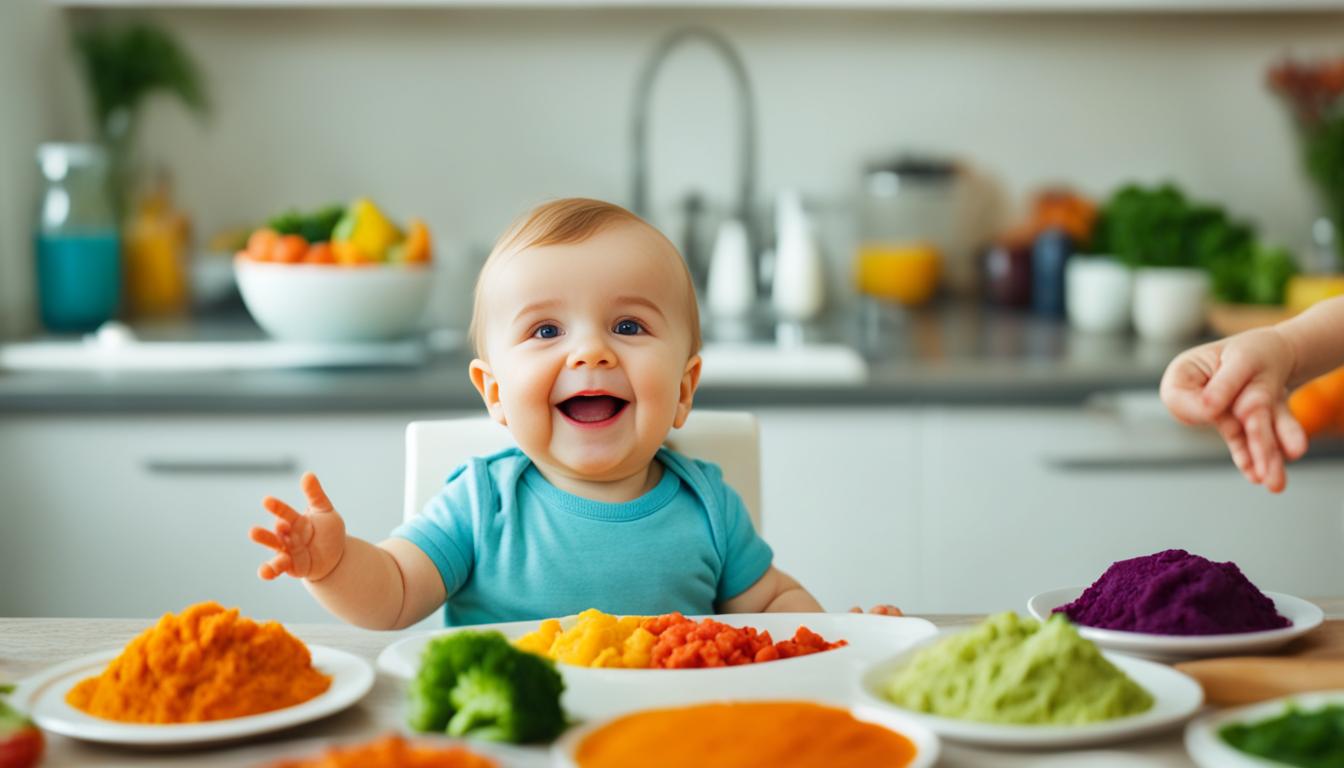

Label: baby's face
[471,223,701,483]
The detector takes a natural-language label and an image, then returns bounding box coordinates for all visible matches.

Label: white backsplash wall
[10,6,1344,329]
[0,0,63,337]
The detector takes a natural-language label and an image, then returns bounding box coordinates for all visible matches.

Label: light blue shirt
[392,446,774,627]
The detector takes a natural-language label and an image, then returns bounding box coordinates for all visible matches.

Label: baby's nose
[567,336,617,368]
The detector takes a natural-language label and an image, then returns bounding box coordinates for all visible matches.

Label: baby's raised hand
[1160,328,1307,493]
[249,472,347,581]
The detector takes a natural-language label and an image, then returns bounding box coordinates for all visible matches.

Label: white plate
[1185,689,1344,768]
[856,646,1204,749]
[1028,587,1324,662]
[550,700,940,768]
[377,612,938,721]
[10,645,374,747]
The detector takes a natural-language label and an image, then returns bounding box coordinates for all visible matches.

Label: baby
[1161,294,1344,493]
[249,198,829,628]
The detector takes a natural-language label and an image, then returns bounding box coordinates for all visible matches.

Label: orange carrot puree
[66,601,331,723]
[266,734,496,768]
[575,701,917,768]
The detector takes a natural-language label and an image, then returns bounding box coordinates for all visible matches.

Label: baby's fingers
[301,472,334,513]
[1202,352,1256,417]
[259,551,294,581]
[1243,408,1283,490]
[263,496,301,524]
[249,526,285,552]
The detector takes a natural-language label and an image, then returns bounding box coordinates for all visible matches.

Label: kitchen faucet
[629,26,759,288]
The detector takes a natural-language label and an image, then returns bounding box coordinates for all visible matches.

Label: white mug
[1132,267,1209,342]
[1066,256,1132,334]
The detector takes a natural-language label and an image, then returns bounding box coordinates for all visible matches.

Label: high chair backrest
[404,411,762,531]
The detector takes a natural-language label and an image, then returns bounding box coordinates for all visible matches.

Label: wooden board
[1176,621,1344,706]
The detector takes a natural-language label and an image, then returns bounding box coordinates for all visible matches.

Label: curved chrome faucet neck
[629,26,758,233]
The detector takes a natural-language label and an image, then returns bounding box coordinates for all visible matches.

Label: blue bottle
[1031,228,1074,317]
[34,143,122,332]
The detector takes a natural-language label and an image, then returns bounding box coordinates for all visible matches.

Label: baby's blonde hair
[469,198,702,357]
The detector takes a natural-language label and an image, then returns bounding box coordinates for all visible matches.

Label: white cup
[1132,267,1210,342]
[1066,256,1132,334]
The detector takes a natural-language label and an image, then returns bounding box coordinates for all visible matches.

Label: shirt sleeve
[710,468,774,602]
[390,460,484,599]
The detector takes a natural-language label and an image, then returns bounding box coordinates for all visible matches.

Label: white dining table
[4,604,1341,767]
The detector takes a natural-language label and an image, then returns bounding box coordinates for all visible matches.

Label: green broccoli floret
[407,630,566,744]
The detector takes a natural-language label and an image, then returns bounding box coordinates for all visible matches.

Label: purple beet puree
[1053,549,1290,636]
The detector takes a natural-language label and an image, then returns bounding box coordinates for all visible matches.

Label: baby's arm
[1280,296,1344,386]
[249,473,445,630]
[718,566,823,613]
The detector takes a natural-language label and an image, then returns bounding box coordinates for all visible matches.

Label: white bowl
[857,642,1204,749]
[552,700,941,768]
[235,258,432,342]
[1132,267,1209,342]
[1185,690,1344,768]
[1066,256,1132,334]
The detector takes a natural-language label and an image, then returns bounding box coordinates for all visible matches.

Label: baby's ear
[673,354,703,429]
[468,359,508,427]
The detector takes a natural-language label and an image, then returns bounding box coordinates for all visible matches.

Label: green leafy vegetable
[408,630,566,744]
[268,204,346,243]
[1221,702,1344,768]
[1093,182,1297,305]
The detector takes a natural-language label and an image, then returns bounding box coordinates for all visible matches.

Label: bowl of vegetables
[235,199,433,342]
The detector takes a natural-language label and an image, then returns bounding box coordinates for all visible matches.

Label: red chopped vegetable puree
[639,613,846,669]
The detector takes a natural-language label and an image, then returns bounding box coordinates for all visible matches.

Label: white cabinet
[756,408,921,614]
[0,413,469,622]
[916,407,1344,614]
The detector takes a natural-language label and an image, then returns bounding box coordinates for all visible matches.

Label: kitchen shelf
[48,0,1344,11]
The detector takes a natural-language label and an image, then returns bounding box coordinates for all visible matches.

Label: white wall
[7,7,1344,328]
[0,0,64,336]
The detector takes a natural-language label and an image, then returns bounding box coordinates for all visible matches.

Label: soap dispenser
[770,189,825,322]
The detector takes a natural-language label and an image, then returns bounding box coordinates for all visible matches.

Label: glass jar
[854,157,958,307]
[33,143,121,332]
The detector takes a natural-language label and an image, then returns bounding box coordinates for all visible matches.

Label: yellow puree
[515,609,656,668]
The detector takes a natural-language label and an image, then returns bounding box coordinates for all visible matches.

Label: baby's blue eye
[534,324,560,339]
[614,320,643,336]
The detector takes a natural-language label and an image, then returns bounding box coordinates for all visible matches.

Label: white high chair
[403,411,762,531]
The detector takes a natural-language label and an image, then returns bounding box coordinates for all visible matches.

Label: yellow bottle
[123,172,191,317]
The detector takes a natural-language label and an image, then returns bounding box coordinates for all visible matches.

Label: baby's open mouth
[557,395,629,424]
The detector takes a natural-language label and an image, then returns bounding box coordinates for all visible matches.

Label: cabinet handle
[143,458,298,475]
[1047,440,1344,472]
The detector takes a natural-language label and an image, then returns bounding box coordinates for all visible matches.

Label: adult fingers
[263,496,300,524]
[1215,415,1256,481]
[1274,402,1309,462]
[301,472,334,513]
[1243,408,1279,487]
[1161,357,1215,424]
[1202,351,1256,417]
[249,526,284,552]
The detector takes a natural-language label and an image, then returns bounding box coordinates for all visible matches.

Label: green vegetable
[1093,182,1297,305]
[268,204,346,243]
[1220,702,1344,768]
[408,630,566,744]
[1302,113,1344,268]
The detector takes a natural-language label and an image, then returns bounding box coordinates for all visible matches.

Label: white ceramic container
[1066,256,1132,334]
[235,259,432,342]
[1132,267,1209,342]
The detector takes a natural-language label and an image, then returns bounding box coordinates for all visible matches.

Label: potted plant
[70,21,207,218]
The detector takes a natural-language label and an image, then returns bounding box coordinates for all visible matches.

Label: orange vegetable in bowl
[403,218,432,264]
[332,241,371,266]
[274,234,309,264]
[305,242,335,265]
[245,228,279,262]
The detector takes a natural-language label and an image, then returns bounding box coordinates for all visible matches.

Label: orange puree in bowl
[66,601,331,723]
[575,701,917,768]
[267,734,496,768]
